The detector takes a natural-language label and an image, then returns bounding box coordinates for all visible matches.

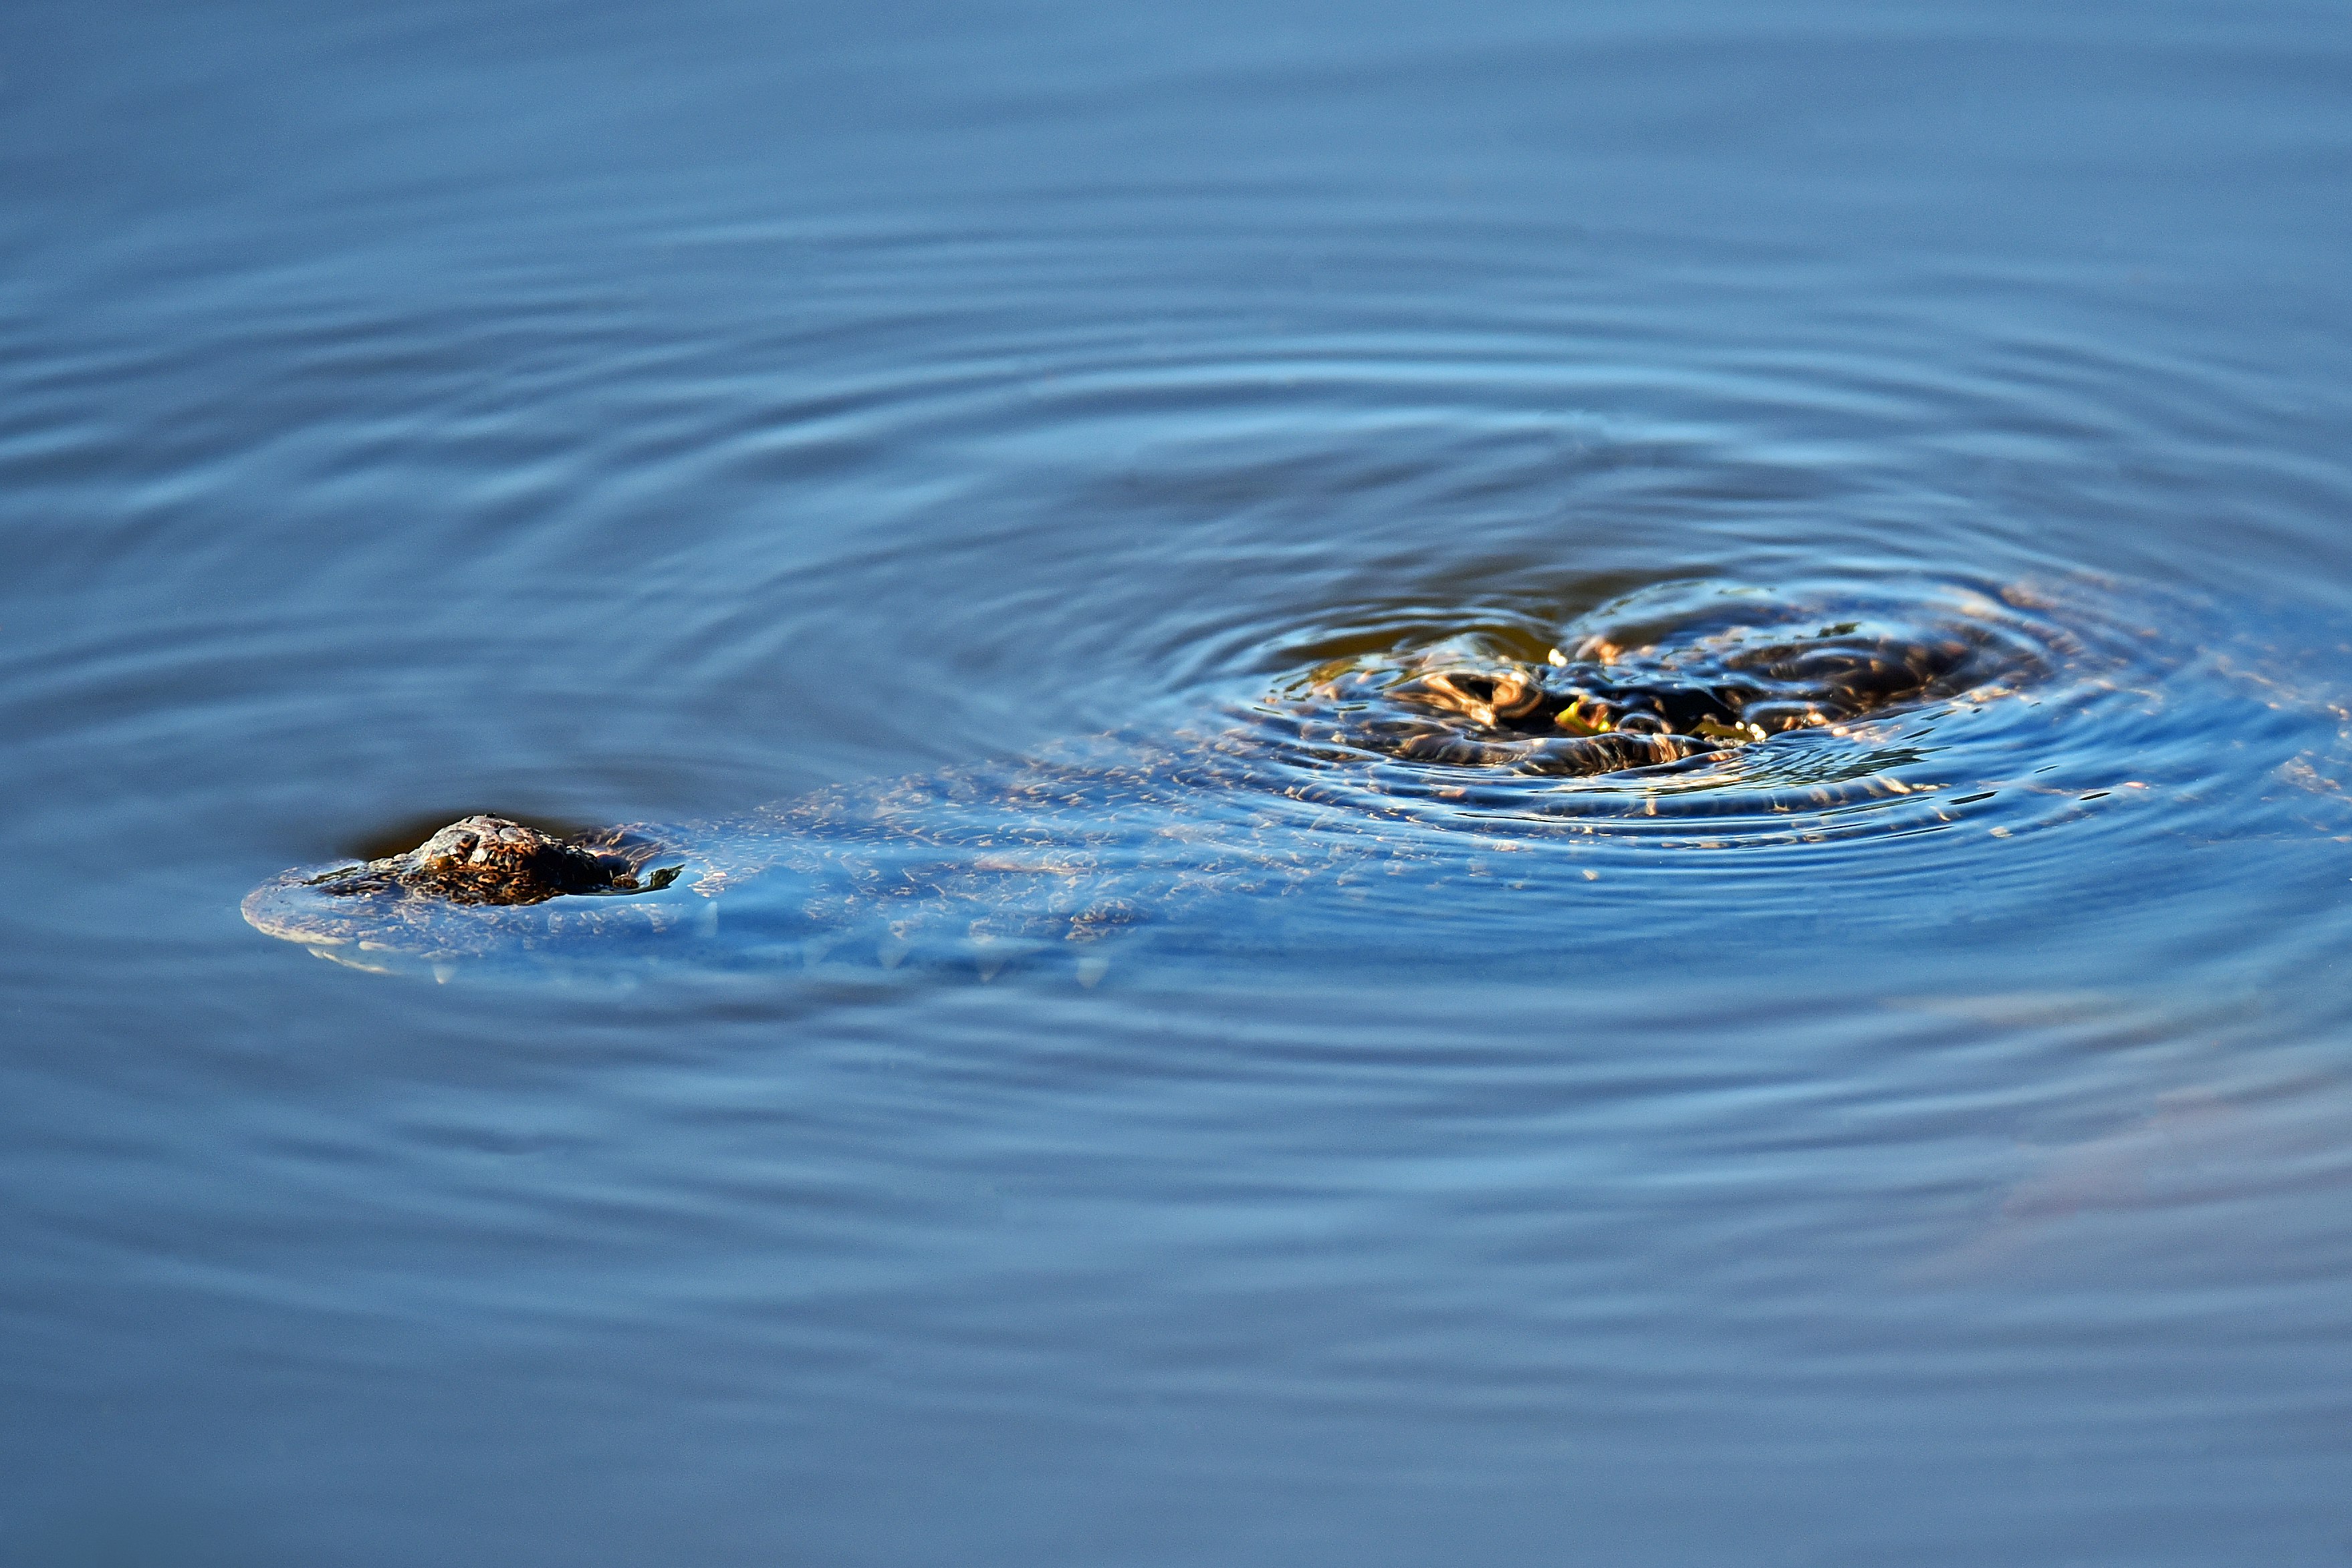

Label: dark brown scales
[308,815,681,908]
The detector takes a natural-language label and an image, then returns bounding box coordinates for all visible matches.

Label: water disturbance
[242,573,2127,983]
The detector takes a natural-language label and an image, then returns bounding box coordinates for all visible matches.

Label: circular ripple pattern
[17,217,2350,989]
[241,533,2333,984]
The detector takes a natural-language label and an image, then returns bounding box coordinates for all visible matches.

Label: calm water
[9,1,2352,1562]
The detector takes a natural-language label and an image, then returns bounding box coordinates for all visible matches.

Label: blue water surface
[6,1,2352,1563]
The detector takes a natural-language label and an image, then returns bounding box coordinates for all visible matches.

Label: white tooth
[1076,956,1110,989]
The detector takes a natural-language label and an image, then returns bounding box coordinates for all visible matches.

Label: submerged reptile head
[301,815,684,907]
[241,816,690,967]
